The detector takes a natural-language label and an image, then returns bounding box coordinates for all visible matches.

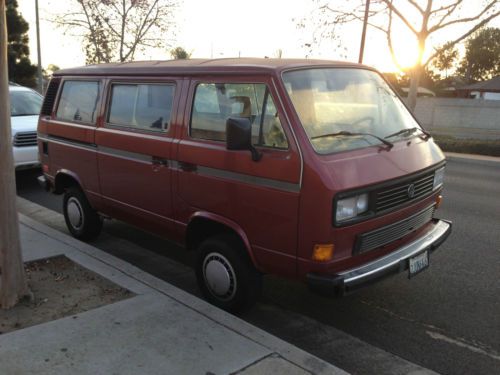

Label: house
[400,86,436,97]
[457,76,500,100]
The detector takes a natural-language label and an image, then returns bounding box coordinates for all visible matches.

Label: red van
[38,59,451,312]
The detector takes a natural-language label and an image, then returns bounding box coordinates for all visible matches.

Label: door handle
[152,156,168,166]
[178,161,197,172]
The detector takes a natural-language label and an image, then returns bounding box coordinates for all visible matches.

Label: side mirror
[226,117,262,161]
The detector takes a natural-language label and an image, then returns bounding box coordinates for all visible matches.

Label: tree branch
[386,4,405,71]
[379,0,419,35]
[424,10,500,66]
[429,1,498,33]
[430,0,463,15]
[123,0,162,60]
[100,13,122,40]
[407,0,424,15]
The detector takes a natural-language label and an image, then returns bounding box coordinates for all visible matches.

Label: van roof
[54,58,368,77]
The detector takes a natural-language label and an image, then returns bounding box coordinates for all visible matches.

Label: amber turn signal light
[435,194,443,209]
[312,244,334,262]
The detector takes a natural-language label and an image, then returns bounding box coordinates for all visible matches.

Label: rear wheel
[196,234,262,313]
[63,186,103,241]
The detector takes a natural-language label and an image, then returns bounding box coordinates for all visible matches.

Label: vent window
[41,79,61,116]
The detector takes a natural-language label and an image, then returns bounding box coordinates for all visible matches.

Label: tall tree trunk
[407,65,421,111]
[407,35,426,112]
[0,0,29,309]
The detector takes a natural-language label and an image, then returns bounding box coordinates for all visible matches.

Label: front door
[175,76,301,277]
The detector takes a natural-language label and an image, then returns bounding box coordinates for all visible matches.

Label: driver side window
[191,82,288,149]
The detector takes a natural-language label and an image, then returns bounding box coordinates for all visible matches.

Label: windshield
[282,68,421,154]
[10,90,43,116]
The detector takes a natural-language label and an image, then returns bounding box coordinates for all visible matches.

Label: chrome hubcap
[67,197,84,230]
[203,253,236,301]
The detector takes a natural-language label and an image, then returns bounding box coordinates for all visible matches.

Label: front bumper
[307,218,452,296]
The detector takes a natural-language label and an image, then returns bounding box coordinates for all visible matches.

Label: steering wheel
[351,116,375,127]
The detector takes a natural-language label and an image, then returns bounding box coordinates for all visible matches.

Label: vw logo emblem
[407,184,416,198]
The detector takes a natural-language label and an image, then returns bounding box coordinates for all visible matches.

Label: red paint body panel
[95,127,175,229]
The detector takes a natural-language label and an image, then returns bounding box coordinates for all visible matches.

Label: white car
[9,84,43,169]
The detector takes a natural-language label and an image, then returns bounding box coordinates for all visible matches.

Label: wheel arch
[185,212,261,272]
[54,169,83,194]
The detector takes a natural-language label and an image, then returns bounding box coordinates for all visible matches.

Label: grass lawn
[432,135,500,157]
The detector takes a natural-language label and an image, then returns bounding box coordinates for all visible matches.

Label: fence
[413,98,500,140]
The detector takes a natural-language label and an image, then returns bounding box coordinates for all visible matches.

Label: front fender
[188,211,261,271]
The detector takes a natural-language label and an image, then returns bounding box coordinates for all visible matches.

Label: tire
[63,186,103,241]
[195,234,262,313]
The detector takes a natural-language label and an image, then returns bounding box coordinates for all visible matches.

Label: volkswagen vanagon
[38,59,452,312]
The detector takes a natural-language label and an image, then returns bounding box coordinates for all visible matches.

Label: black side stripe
[37,134,96,150]
[171,161,300,193]
[38,134,301,193]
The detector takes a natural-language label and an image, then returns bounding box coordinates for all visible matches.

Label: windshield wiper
[311,131,393,149]
[385,127,431,141]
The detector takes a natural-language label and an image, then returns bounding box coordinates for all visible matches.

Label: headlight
[336,193,369,223]
[433,167,445,190]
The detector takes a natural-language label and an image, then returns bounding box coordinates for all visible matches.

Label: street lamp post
[35,0,43,93]
[358,0,370,64]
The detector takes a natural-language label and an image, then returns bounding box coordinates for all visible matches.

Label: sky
[16,0,500,73]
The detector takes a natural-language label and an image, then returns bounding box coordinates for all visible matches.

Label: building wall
[413,98,500,140]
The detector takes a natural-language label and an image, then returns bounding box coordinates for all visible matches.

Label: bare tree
[53,0,178,64]
[0,0,29,309]
[302,1,500,110]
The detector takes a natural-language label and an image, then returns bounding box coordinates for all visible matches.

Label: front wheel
[195,234,262,313]
[63,186,103,241]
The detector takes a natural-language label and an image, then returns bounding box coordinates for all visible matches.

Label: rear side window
[190,83,288,149]
[56,81,100,124]
[107,83,175,132]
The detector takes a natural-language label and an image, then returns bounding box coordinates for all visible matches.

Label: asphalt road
[16,156,500,375]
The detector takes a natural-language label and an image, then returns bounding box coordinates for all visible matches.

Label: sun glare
[391,32,420,71]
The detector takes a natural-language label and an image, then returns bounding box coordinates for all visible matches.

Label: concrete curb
[18,212,347,375]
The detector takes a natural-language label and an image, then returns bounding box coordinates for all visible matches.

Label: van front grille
[355,205,435,254]
[13,131,37,147]
[374,172,435,212]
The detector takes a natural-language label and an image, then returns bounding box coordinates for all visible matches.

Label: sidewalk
[0,213,346,375]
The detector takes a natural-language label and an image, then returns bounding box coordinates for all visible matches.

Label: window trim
[104,80,177,134]
[54,78,102,126]
[189,81,290,151]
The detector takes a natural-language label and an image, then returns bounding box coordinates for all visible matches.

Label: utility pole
[0,0,29,309]
[358,0,370,63]
[35,0,43,93]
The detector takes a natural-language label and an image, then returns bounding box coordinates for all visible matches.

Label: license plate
[409,251,429,278]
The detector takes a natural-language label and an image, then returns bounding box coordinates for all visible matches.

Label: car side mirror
[226,117,262,162]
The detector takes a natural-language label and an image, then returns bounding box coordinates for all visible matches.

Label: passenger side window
[191,83,288,149]
[56,81,100,124]
[107,83,175,131]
